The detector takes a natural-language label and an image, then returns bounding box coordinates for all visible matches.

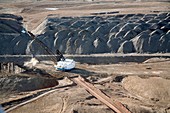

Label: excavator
[26,31,75,71]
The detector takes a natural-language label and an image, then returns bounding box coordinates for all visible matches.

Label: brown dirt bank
[1,57,169,113]
[0,73,58,104]
[0,0,170,112]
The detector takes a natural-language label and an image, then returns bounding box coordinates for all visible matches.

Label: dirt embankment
[0,58,169,113]
[0,0,170,113]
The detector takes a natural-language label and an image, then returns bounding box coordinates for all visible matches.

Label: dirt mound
[0,14,32,55]
[0,74,58,92]
[122,76,170,103]
[0,13,169,55]
[30,12,170,55]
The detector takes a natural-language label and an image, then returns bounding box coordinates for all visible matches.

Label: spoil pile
[0,74,58,93]
[0,13,169,55]
[122,76,170,103]
[32,12,170,54]
[0,14,32,55]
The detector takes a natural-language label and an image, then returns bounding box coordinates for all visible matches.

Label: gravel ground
[1,57,169,113]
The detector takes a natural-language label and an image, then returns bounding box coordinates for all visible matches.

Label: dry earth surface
[1,57,170,113]
[0,0,169,31]
[0,0,170,113]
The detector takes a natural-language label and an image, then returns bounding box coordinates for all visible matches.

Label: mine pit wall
[0,54,170,66]
[69,55,154,64]
[66,54,170,64]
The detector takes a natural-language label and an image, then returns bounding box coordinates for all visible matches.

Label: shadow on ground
[69,68,96,77]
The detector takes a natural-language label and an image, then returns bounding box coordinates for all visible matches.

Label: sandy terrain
[0,0,170,113]
[0,57,170,113]
[0,0,169,31]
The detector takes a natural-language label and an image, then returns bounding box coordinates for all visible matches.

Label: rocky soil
[0,73,58,92]
[0,70,58,104]
[0,58,169,113]
[0,0,170,113]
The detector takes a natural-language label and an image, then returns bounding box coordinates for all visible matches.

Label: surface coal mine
[0,13,170,55]
[0,2,170,112]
